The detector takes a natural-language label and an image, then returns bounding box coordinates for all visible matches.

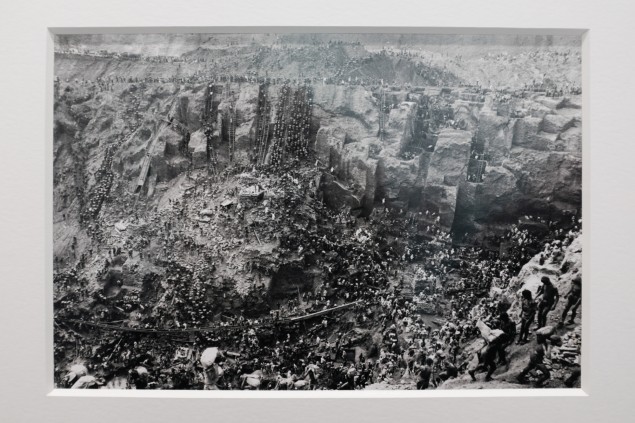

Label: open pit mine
[53,33,582,391]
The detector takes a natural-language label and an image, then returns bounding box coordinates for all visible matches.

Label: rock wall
[58,77,581,240]
[311,89,581,238]
[477,112,514,166]
[453,95,582,240]
[422,129,472,229]
[425,130,472,186]
[312,85,381,208]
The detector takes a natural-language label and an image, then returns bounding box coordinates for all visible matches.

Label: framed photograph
[49,29,584,393]
[1,0,634,422]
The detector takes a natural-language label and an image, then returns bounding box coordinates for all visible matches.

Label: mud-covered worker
[536,276,559,329]
[344,364,356,390]
[437,359,458,382]
[468,338,498,382]
[518,289,537,344]
[416,357,434,389]
[517,334,558,385]
[560,275,581,326]
[497,312,517,364]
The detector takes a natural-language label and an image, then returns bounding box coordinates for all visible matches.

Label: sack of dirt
[536,326,555,337]
[69,364,88,377]
[200,347,219,369]
[476,320,505,343]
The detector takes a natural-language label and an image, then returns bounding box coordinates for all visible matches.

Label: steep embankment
[440,233,582,390]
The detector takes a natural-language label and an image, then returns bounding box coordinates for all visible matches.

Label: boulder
[536,96,560,110]
[504,148,582,208]
[320,174,361,210]
[452,143,580,237]
[426,129,472,186]
[477,112,513,165]
[387,101,416,132]
[160,127,183,157]
[166,156,190,180]
[477,320,505,343]
[512,117,541,147]
[451,181,479,236]
[541,114,575,134]
[174,89,209,132]
[536,326,555,337]
[375,155,421,201]
[471,165,517,221]
[527,103,554,119]
[314,126,346,165]
[555,123,582,152]
[453,101,480,132]
[556,96,582,110]
[234,84,259,119]
[421,184,459,230]
[523,131,558,151]
[314,123,377,203]
[150,127,185,182]
[312,84,378,121]
[188,129,207,167]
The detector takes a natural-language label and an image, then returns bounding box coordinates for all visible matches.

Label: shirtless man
[497,312,516,365]
[417,358,433,390]
[536,276,559,329]
[516,334,558,386]
[560,275,582,325]
[468,340,498,382]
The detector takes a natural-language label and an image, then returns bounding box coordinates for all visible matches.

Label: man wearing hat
[536,276,560,329]
[560,275,582,326]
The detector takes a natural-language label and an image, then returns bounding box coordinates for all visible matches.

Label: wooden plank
[288,301,360,323]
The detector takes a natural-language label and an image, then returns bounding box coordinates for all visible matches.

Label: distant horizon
[55,33,581,57]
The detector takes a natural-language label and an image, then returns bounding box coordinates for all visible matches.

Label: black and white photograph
[52,32,583,391]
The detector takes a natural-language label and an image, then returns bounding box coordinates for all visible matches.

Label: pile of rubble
[548,326,582,378]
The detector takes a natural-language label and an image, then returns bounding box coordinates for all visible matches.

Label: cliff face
[453,97,582,240]
[437,232,582,390]
[54,66,581,244]
[308,86,581,238]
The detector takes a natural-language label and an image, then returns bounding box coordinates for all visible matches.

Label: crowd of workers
[54,153,582,390]
[266,84,313,167]
[56,37,466,90]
